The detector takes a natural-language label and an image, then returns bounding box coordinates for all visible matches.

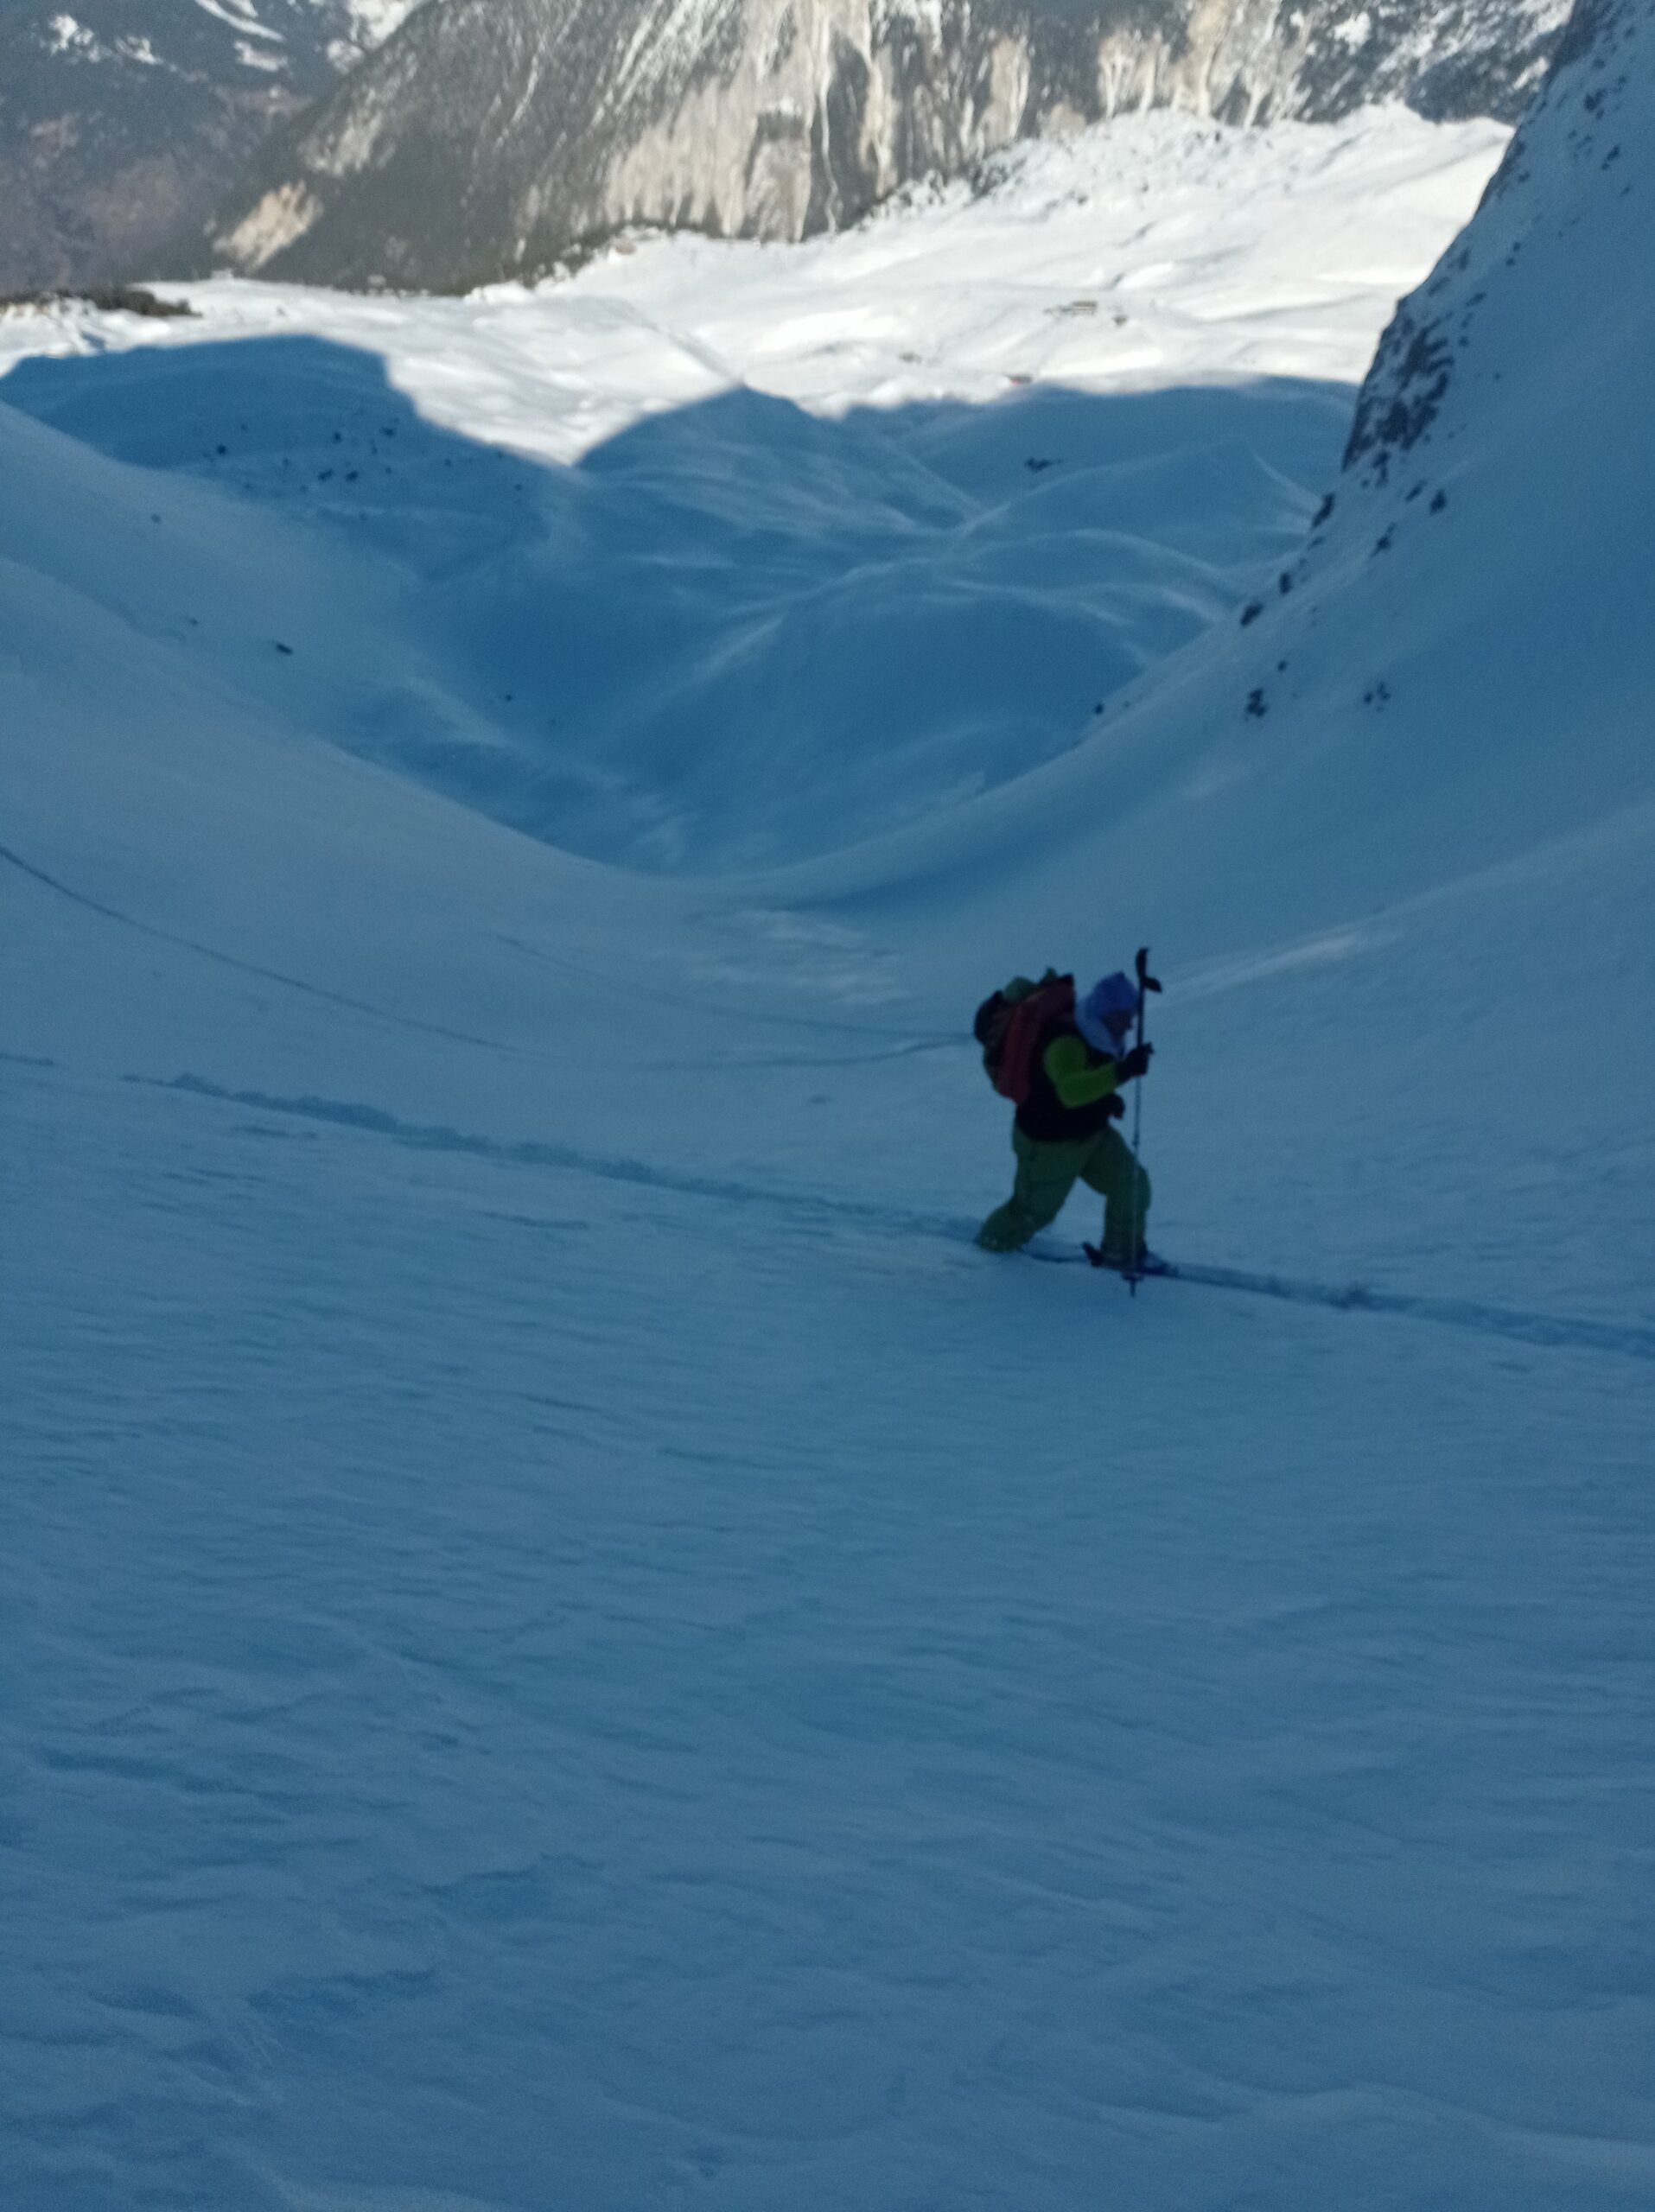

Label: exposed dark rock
[0,283,194,316]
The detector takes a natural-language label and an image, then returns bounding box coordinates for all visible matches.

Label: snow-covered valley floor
[4,104,1653,2211]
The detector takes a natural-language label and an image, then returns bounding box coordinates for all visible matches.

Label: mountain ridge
[203,0,1568,289]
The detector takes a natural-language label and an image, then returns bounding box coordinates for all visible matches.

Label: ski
[1024,1243,1172,1274]
[1082,1243,1176,1279]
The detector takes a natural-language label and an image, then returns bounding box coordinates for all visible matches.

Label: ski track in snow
[130,1066,1655,1365]
[0,840,512,1050]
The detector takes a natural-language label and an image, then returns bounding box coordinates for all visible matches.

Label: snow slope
[3,58,1654,2212]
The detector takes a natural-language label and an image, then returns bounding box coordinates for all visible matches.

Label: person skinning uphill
[975,969,1154,1262]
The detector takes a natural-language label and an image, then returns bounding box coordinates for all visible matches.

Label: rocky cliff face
[0,0,422,290]
[206,0,1568,290]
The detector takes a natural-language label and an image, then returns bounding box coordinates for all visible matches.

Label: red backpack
[973,972,1075,1104]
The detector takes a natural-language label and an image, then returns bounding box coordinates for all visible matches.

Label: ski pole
[1123,944,1162,1297]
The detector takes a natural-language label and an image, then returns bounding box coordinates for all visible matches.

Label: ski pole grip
[1131,946,1161,1065]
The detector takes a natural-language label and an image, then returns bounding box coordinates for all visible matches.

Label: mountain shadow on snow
[2,336,1354,870]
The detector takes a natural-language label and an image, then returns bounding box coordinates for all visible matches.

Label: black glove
[1103,1092,1126,1122]
[1117,1042,1154,1082]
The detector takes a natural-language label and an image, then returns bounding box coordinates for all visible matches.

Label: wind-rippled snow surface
[3,102,1652,2212]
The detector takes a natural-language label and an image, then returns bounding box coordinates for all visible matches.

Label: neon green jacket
[1041,1033,1122,1111]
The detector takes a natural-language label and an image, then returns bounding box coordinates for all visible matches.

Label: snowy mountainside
[3,34,1654,2212]
[206,0,1567,289]
[0,0,425,292]
[1346,0,1648,487]
[3,108,1507,868]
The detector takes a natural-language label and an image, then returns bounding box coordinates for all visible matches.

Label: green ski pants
[977,1122,1150,1257]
